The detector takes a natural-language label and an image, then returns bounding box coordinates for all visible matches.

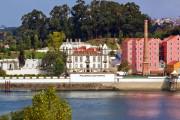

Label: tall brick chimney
[142,20,150,75]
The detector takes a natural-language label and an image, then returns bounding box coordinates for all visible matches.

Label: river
[0,91,180,120]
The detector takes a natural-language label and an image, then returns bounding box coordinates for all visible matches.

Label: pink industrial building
[161,35,180,64]
[122,38,161,73]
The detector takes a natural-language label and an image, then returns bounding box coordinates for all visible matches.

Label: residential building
[61,40,111,73]
[122,38,161,73]
[161,35,180,64]
[0,59,42,75]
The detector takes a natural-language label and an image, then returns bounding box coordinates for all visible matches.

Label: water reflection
[1,91,180,120]
[165,94,180,120]
[127,93,161,119]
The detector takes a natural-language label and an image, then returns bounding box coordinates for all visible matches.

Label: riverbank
[0,74,179,91]
[0,81,179,91]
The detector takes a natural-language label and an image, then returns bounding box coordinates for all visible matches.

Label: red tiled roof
[73,46,100,55]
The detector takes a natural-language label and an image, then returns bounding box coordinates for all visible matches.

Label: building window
[86,56,90,61]
[98,64,101,68]
[93,64,96,68]
[104,64,107,68]
[104,56,107,61]
[80,56,83,62]
[80,64,83,68]
[75,56,78,62]
[98,56,101,62]
[93,56,96,62]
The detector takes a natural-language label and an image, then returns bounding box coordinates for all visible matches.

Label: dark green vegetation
[0,88,72,120]
[42,32,66,76]
[41,32,66,76]
[0,68,6,76]
[0,0,171,51]
[41,51,66,76]
[0,0,179,52]
[118,60,130,72]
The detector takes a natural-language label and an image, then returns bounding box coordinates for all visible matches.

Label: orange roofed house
[122,38,161,74]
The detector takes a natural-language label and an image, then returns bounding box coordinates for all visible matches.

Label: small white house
[0,59,19,70]
[0,59,43,75]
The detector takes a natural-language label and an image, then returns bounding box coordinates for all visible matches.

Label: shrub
[0,69,6,76]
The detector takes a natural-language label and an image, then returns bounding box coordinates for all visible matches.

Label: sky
[0,0,180,27]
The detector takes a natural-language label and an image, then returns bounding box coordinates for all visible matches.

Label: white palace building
[60,39,111,73]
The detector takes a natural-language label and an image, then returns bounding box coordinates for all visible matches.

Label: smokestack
[143,20,148,62]
[142,20,150,75]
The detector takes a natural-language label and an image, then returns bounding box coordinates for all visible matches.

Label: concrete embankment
[0,80,179,91]
[0,76,179,91]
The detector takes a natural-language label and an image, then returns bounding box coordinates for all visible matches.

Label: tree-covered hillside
[1,0,150,50]
[0,0,179,51]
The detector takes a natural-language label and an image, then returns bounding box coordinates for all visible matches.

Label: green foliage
[0,115,8,120]
[25,51,45,59]
[48,32,65,51]
[24,88,71,120]
[109,51,115,56]
[2,0,179,50]
[41,51,66,76]
[9,0,152,50]
[54,57,65,76]
[0,68,6,76]
[118,60,130,72]
[0,88,71,120]
[11,111,24,120]
[18,50,25,68]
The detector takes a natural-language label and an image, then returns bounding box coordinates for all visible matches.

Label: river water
[0,91,180,120]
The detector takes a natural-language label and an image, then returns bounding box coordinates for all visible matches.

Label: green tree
[118,60,130,72]
[0,115,8,120]
[49,5,71,36]
[33,34,40,49]
[18,9,47,49]
[41,51,66,75]
[54,57,65,76]
[48,32,65,51]
[24,88,71,120]
[71,0,89,38]
[18,49,25,68]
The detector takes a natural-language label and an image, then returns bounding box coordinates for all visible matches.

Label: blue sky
[0,0,180,27]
